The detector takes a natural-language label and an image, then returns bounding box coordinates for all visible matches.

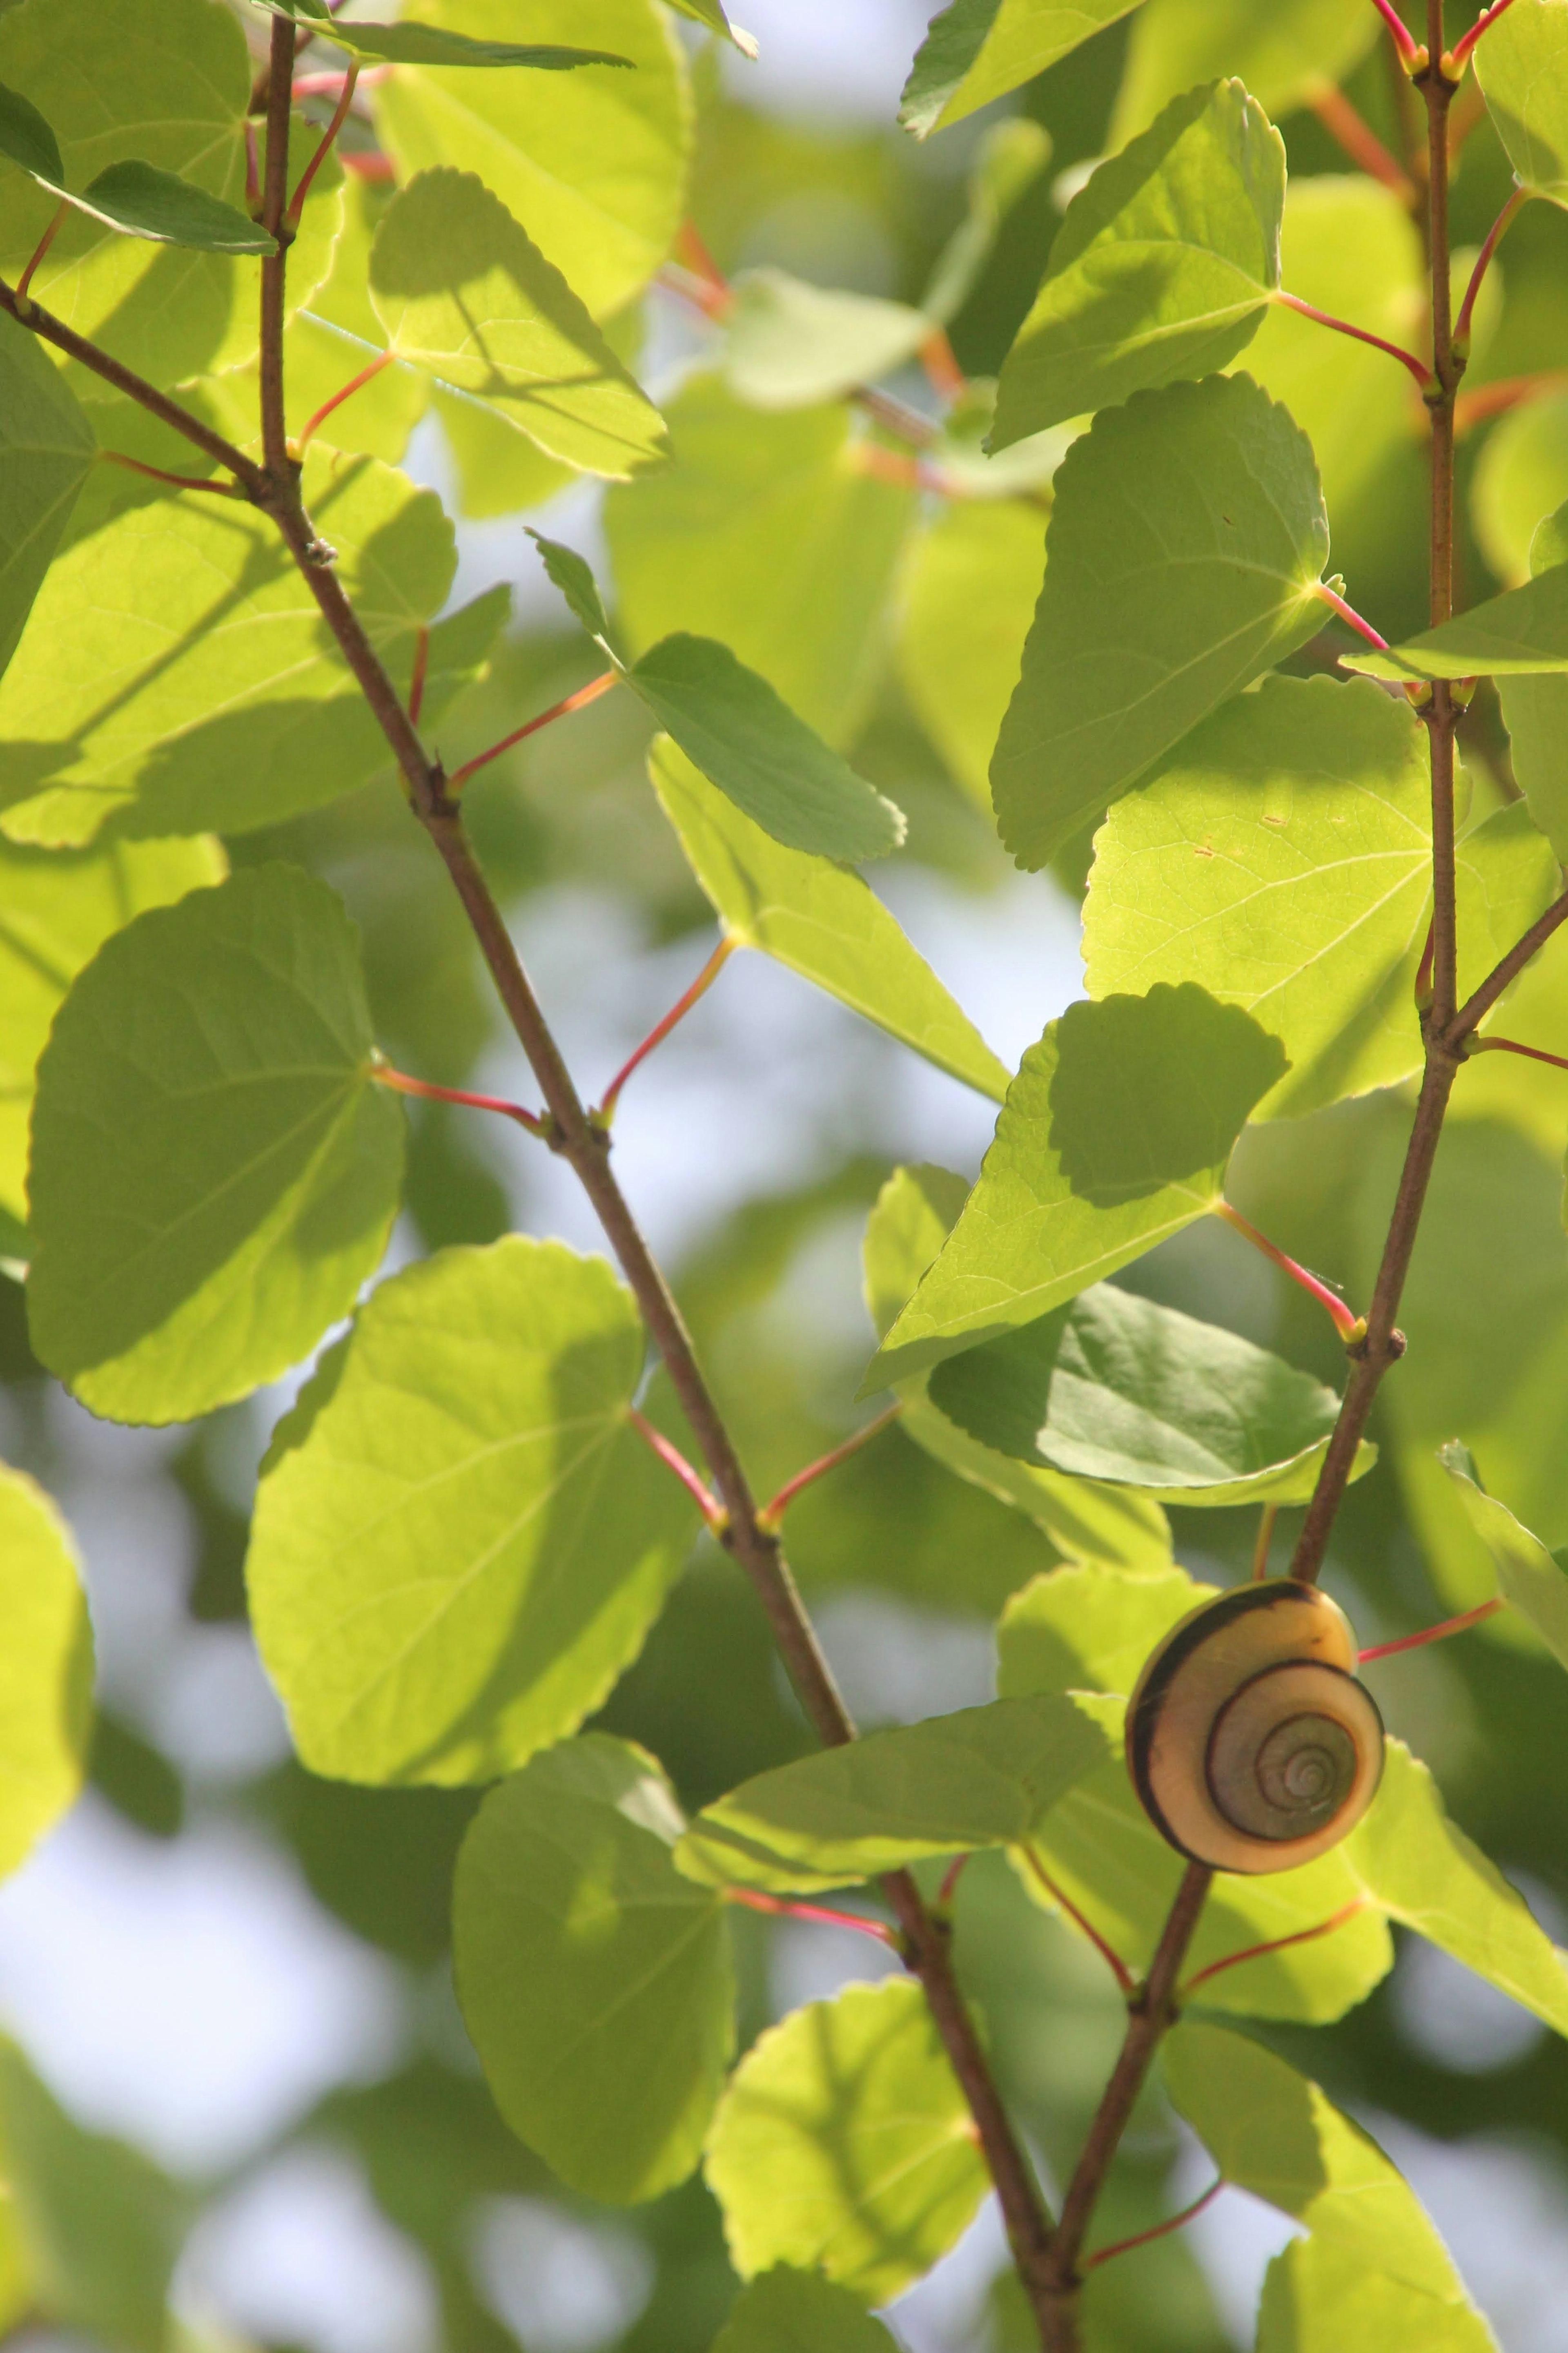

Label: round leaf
[27,863,405,1425]
[0,1466,93,1882]
[248,1237,698,1784]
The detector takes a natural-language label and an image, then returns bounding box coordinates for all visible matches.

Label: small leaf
[0,1468,92,1884]
[26,864,404,1425]
[1167,2023,1497,2351]
[899,0,1142,138]
[0,81,62,184]
[527,527,612,640]
[1345,557,1568,681]
[368,167,665,480]
[71,160,276,253]
[631,639,904,863]
[713,2270,898,2353]
[0,310,95,687]
[992,375,1330,868]
[1476,0,1568,206]
[724,270,933,411]
[864,984,1287,1393]
[929,1280,1375,1506]
[704,1977,989,2302]
[650,744,1006,1095]
[1438,1441,1568,1672]
[248,1238,698,1784]
[1497,498,1568,860]
[675,1691,1120,1893]
[453,1735,733,2202]
[992,80,1284,446]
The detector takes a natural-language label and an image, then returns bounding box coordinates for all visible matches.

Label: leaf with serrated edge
[929,1279,1375,1505]
[992,80,1283,446]
[453,1736,733,2201]
[370,0,690,319]
[705,1977,989,2302]
[899,0,1141,138]
[864,984,1287,1394]
[1476,0,1568,206]
[713,2270,898,2353]
[0,1468,92,1884]
[1084,675,1559,1120]
[991,375,1329,868]
[675,1691,1120,1892]
[26,864,404,1425]
[1167,2024,1497,2351]
[1438,1441,1568,1672]
[249,1238,698,1784]
[650,743,1007,1098]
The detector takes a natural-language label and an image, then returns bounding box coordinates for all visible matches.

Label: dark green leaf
[899,0,1142,138]
[72,160,275,254]
[0,80,61,184]
[1439,1441,1568,1673]
[527,527,612,641]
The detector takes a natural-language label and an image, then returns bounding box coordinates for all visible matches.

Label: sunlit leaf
[1345,555,1568,681]
[724,270,932,412]
[663,0,758,58]
[0,312,94,688]
[992,80,1283,445]
[1437,1441,1568,1671]
[705,1977,989,2302]
[257,2,633,69]
[1471,393,1568,588]
[864,984,1286,1392]
[27,864,405,1425]
[713,2270,898,2353]
[249,1238,697,1784]
[1476,0,1568,206]
[900,0,1143,138]
[1112,0,1377,144]
[0,1467,93,1883]
[454,1736,733,2201]
[897,500,1046,813]
[1497,500,1568,860]
[992,374,1329,868]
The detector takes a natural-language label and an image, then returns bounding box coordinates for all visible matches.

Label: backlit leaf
[0,448,504,846]
[1497,500,1568,860]
[0,312,94,687]
[992,80,1283,446]
[704,1977,989,2302]
[1167,2024,1497,2352]
[1470,392,1568,587]
[372,0,690,318]
[899,0,1143,138]
[713,2270,898,2353]
[0,1467,92,1883]
[248,1238,697,1784]
[675,1691,1120,1891]
[528,527,612,640]
[1111,0,1376,143]
[991,374,1330,868]
[897,500,1046,813]
[453,1736,733,2201]
[260,2,633,70]
[724,270,932,412]
[0,79,59,183]
[1476,0,1568,205]
[1438,1441,1568,1671]
[1345,556,1568,681]
[650,742,1009,1097]
[70,160,274,253]
[663,0,757,58]
[865,984,1287,1392]
[921,118,1052,323]
[368,168,666,479]
[0,833,223,1225]
[27,864,405,1425]
[1082,675,1559,1119]
[928,1279,1374,1505]
[606,375,913,747]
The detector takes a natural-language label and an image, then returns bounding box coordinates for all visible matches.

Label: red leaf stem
[757,1405,904,1532]
[445,669,619,792]
[597,936,736,1123]
[1359,1595,1505,1659]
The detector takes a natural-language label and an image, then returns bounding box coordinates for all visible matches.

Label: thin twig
[259,15,297,480]
[1181,1898,1369,1994]
[1274,290,1435,391]
[1252,1502,1278,1581]
[1468,1035,1568,1073]
[1214,1200,1363,1344]
[296,348,393,454]
[369,1061,548,1135]
[1451,885,1568,1038]
[1359,1596,1504,1658]
[1450,0,1521,71]
[100,452,243,498]
[724,1887,900,1944]
[627,1407,726,1527]
[1083,2179,1223,2271]
[1455,186,1529,348]
[1372,0,1426,66]
[15,199,67,305]
[1021,1844,1136,1997]
[597,937,736,1123]
[287,60,359,225]
[408,625,429,726]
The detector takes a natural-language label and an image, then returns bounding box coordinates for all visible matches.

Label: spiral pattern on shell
[1127,1581,1385,1875]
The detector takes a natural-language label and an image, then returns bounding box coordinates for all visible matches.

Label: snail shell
[1127,1579,1384,1874]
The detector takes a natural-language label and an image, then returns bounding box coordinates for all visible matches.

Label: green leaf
[899,0,1143,138]
[371,0,690,319]
[1471,392,1568,588]
[528,527,612,641]
[663,0,758,59]
[864,984,1287,1392]
[928,1279,1374,1506]
[434,379,574,515]
[453,1735,733,2201]
[0,448,502,847]
[1496,500,1568,861]
[992,375,1330,868]
[998,1565,1395,2021]
[724,271,933,412]
[1341,1740,1568,2038]
[675,1691,1120,1892]
[863,1164,1175,1569]
[1437,1440,1568,1669]
[713,2271,898,2353]
[26,863,405,1425]
[606,374,913,748]
[0,2036,186,2353]
[922,118,1052,324]
[1345,557,1568,682]
[249,1238,698,1784]
[0,80,60,183]
[368,167,665,480]
[1111,0,1377,144]
[991,80,1283,447]
[0,311,94,687]
[1082,675,1560,1121]
[630,638,904,863]
[69,160,275,254]
[263,2,634,70]
[704,1977,989,2302]
[0,1467,92,1883]
[1166,2023,1497,2351]
[0,833,223,1226]
[897,500,1047,814]
[1476,0,1568,205]
[650,741,1008,1097]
